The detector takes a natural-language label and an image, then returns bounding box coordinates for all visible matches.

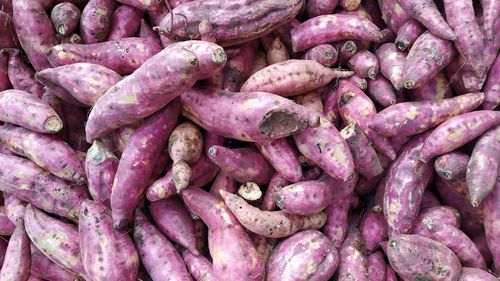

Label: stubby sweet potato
[79,201,139,281]
[322,196,351,249]
[255,139,303,183]
[459,267,498,281]
[222,41,257,92]
[367,74,397,107]
[291,14,383,52]
[409,71,453,101]
[304,44,338,67]
[50,2,80,36]
[0,219,30,281]
[482,55,499,110]
[3,48,44,98]
[347,49,379,79]
[209,171,237,200]
[85,140,118,203]
[367,251,386,281]
[107,5,143,40]
[385,235,462,281]
[0,206,15,235]
[337,226,368,281]
[0,125,86,184]
[434,152,469,180]
[139,19,161,46]
[412,206,461,237]
[182,250,217,281]
[80,0,115,44]
[359,209,387,254]
[274,180,333,215]
[395,19,425,51]
[267,230,338,281]
[322,87,340,125]
[375,43,406,90]
[133,209,192,281]
[4,195,26,224]
[306,0,338,17]
[378,0,410,32]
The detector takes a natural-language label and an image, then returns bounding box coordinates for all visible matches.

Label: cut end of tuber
[238,182,262,202]
[259,109,310,138]
[44,116,63,133]
[404,80,415,90]
[395,40,408,51]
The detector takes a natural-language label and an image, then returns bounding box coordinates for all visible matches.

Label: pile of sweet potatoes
[0,0,498,280]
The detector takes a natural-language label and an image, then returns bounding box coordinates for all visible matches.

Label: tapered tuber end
[442,171,452,180]
[395,40,408,51]
[44,116,63,133]
[404,80,415,89]
[471,200,480,208]
[367,69,376,80]
[172,161,192,192]
[332,69,355,79]
[208,146,218,157]
[259,109,310,138]
[380,241,389,253]
[57,25,68,36]
[219,189,230,200]
[113,218,130,230]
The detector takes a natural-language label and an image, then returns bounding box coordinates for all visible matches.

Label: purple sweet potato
[85,140,118,203]
[419,110,500,163]
[12,0,58,71]
[0,206,15,235]
[255,139,303,183]
[48,38,161,76]
[266,36,289,65]
[385,235,462,281]
[62,103,89,153]
[222,41,257,92]
[482,55,499,110]
[181,188,265,280]
[182,250,217,281]
[79,201,139,281]
[107,5,143,40]
[459,267,498,281]
[471,233,493,266]
[303,44,338,67]
[291,14,383,52]
[3,48,44,98]
[337,226,368,281]
[306,0,338,17]
[359,209,388,254]
[403,32,455,89]
[339,0,361,10]
[322,197,351,249]
[398,0,456,40]
[58,33,82,44]
[111,100,180,229]
[241,59,353,97]
[0,10,16,50]
[4,195,26,224]
[294,90,324,114]
[0,219,30,281]
[133,209,192,281]
[409,71,453,101]
[375,43,406,90]
[343,73,368,90]
[367,74,397,107]
[337,40,359,62]
[412,206,461,238]
[0,153,88,221]
[80,0,115,44]
[322,87,340,125]
[340,122,384,177]
[261,173,288,212]
[181,87,321,142]
[25,204,85,275]
[467,125,500,207]
[273,180,333,215]
[30,244,78,281]
[267,230,338,281]
[347,49,379,79]
[384,132,433,235]
[139,19,161,46]
[209,171,237,200]
[0,239,6,267]
[149,196,198,255]
[50,2,81,36]
[395,19,425,51]
[423,219,487,270]
[378,0,410,32]
[367,251,386,281]
[0,51,9,91]
[0,125,86,184]
[369,92,485,137]
[483,180,500,273]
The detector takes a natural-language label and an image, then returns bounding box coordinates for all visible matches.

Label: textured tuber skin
[4,194,26,224]
[482,55,499,110]
[483,181,500,275]
[255,139,303,183]
[337,226,368,281]
[0,219,31,281]
[322,196,351,249]
[303,44,338,67]
[79,201,139,281]
[139,19,161,46]
[367,74,397,107]
[80,0,115,44]
[107,5,143,40]
[306,0,338,17]
[459,267,498,281]
[182,250,216,281]
[359,209,388,253]
[50,2,81,36]
[0,206,15,235]
[378,0,410,32]
[222,41,257,92]
[266,230,339,281]
[412,206,461,237]
[274,180,333,215]
[395,19,425,51]
[3,48,44,98]
[30,244,78,281]
[367,251,386,281]
[347,50,379,79]
[409,71,453,101]
[375,43,406,90]
[85,140,118,203]
[0,51,9,92]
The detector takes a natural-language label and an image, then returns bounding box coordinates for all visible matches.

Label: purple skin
[139,19,161,47]
[403,32,455,89]
[241,59,353,97]
[322,87,340,126]
[85,48,195,143]
[409,71,453,101]
[337,227,368,281]
[12,0,58,71]
[209,171,238,200]
[182,250,217,281]
[359,209,388,254]
[471,233,493,266]
[274,180,334,215]
[367,251,386,281]
[420,110,500,163]
[378,0,410,32]
[30,244,77,281]
[482,55,499,110]
[375,43,406,90]
[3,49,44,98]
[85,140,118,203]
[48,38,162,76]
[58,33,82,44]
[272,19,300,48]
[411,206,461,238]
[303,44,339,67]
[0,11,16,51]
[306,0,339,18]
[294,90,324,115]
[368,92,485,137]
[338,40,359,62]
[443,0,485,77]
[133,210,192,281]
[484,181,500,274]
[50,2,81,36]
[255,139,303,183]
[0,219,30,281]
[398,0,456,40]
[362,0,384,28]
[181,87,321,142]
[347,49,379,80]
[385,235,461,281]
[24,204,85,275]
[385,266,398,281]
[267,230,339,281]
[294,116,355,182]
[107,5,143,40]
[0,125,86,184]
[222,41,257,92]
[159,0,302,47]
[261,173,289,212]
[0,51,9,91]
[36,63,122,106]
[383,132,434,236]
[207,146,274,185]
[181,188,265,281]
[480,0,500,42]
[0,239,6,267]
[149,196,198,255]
[343,74,368,90]
[80,0,115,44]
[337,4,372,20]
[0,153,88,221]
[220,189,327,238]
[420,190,441,209]
[41,89,64,124]
[111,101,180,229]
[340,122,384,177]
[459,267,498,281]
[395,19,425,51]
[266,36,289,65]
[323,198,351,249]
[79,201,139,281]
[423,219,487,270]
[291,14,383,52]
[0,206,15,235]
[466,125,500,206]
[4,195,26,224]
[367,74,397,107]
[338,80,396,160]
